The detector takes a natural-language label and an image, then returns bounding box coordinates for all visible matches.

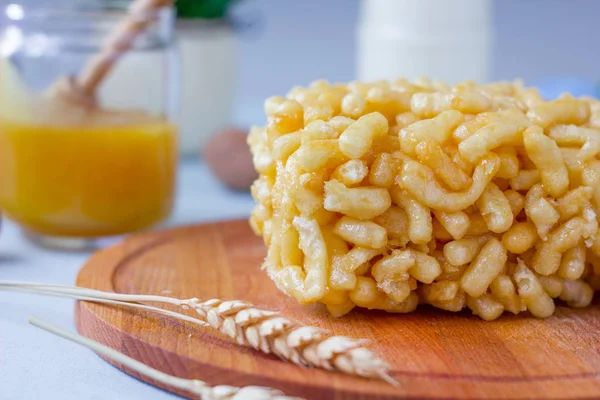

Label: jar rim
[2,2,173,23]
[1,3,175,53]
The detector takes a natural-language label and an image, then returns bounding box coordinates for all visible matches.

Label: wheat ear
[29,316,301,400]
[1,281,397,385]
[186,298,397,385]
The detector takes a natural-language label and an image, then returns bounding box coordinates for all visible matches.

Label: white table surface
[0,160,256,400]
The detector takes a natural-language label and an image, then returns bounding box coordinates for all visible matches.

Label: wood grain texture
[75,219,600,399]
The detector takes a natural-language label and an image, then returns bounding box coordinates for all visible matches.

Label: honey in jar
[0,111,177,238]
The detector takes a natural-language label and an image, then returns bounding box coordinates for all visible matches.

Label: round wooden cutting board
[75,219,600,399]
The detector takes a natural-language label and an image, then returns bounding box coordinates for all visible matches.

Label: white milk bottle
[356,0,492,84]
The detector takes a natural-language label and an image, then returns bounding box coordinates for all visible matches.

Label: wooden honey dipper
[48,0,174,108]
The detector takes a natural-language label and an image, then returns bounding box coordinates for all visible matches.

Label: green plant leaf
[175,0,236,19]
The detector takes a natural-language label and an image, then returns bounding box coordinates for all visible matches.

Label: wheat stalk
[11,286,210,327]
[0,281,397,386]
[29,316,301,400]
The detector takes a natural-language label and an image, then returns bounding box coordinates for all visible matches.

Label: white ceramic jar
[175,19,237,156]
[356,0,492,84]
